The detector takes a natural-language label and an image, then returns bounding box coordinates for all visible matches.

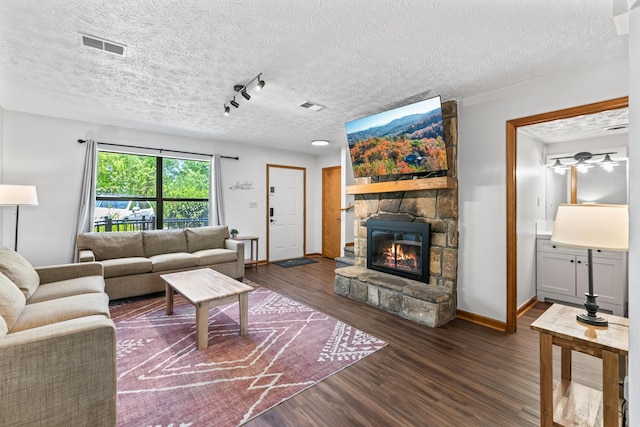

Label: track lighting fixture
[223,73,265,115]
[256,74,265,91]
[548,151,620,175]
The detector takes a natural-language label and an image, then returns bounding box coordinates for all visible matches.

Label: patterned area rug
[111,282,387,426]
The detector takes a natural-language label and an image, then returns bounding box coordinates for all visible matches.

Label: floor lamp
[0,185,39,251]
[551,204,629,327]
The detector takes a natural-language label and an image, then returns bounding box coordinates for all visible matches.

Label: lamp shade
[551,204,628,251]
[0,185,39,206]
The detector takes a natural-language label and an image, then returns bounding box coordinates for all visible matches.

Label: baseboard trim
[456,309,507,332]
[305,253,322,257]
[517,296,538,318]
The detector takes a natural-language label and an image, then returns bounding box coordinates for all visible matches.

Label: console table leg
[540,333,553,427]
[602,350,619,427]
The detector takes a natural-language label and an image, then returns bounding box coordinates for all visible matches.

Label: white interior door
[268,166,305,262]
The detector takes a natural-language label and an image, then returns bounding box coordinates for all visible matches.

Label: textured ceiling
[520,108,629,143]
[0,1,628,155]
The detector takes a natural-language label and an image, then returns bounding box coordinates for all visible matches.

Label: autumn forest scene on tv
[346,97,448,178]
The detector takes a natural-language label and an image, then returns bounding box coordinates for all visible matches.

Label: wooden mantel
[345,176,455,195]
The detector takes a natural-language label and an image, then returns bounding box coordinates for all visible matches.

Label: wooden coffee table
[161,268,253,350]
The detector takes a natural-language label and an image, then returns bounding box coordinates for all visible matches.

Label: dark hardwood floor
[244,257,601,427]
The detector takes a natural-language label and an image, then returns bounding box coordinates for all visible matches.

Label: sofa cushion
[149,253,199,272]
[0,246,40,299]
[143,229,188,257]
[0,272,26,330]
[9,293,110,333]
[27,275,105,304]
[192,248,238,265]
[101,257,152,279]
[0,314,7,338]
[77,232,144,261]
[185,226,229,252]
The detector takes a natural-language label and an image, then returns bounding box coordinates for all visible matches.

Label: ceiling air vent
[298,101,326,112]
[80,33,126,56]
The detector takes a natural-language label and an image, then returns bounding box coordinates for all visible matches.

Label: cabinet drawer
[536,239,585,256]
[536,240,624,260]
[590,248,624,260]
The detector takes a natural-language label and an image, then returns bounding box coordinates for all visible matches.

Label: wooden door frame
[266,164,307,263]
[322,165,341,258]
[505,96,628,333]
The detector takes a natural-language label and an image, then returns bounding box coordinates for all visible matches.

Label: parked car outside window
[94,200,155,223]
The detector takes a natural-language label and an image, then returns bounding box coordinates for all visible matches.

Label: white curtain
[72,139,97,260]
[210,154,225,225]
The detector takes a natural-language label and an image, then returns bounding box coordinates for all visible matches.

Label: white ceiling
[0,1,629,155]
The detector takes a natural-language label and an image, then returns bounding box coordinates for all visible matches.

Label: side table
[233,236,259,269]
[530,304,628,427]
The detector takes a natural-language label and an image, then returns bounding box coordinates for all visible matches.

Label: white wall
[458,53,629,321]
[1,111,325,266]
[627,4,639,424]
[516,131,545,308]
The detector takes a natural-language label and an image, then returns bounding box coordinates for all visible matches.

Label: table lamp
[0,184,39,251]
[551,204,628,327]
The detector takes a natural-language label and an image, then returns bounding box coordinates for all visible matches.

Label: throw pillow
[0,246,40,299]
[0,271,27,330]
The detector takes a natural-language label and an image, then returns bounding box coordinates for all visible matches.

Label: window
[95,151,210,232]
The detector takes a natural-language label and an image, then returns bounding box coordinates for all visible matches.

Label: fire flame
[380,243,418,271]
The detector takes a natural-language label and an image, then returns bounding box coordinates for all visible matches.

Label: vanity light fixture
[548,151,619,174]
[223,73,265,116]
[551,159,568,175]
[599,154,619,172]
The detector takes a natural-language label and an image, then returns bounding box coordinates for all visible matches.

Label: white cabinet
[536,236,627,316]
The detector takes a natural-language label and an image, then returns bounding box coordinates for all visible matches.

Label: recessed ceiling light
[311,140,330,146]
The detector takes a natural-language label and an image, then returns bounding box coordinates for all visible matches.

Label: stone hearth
[335,100,458,327]
[335,266,455,327]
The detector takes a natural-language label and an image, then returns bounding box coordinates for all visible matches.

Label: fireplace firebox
[366,219,430,283]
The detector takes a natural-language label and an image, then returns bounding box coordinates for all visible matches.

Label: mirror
[545,159,628,221]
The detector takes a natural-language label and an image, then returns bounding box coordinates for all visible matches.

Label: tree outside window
[95,151,210,232]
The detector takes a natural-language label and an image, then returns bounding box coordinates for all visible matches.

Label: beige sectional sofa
[77,225,244,300]
[0,246,116,426]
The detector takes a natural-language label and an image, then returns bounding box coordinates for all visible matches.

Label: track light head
[230,98,239,108]
[224,105,230,116]
[241,89,251,100]
[256,74,265,91]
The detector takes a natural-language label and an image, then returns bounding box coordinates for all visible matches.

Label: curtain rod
[77,139,239,160]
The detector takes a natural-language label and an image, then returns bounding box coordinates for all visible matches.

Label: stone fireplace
[335,100,458,327]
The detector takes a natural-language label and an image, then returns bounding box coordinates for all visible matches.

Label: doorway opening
[505,97,628,333]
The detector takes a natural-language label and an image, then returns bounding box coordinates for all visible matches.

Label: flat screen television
[345,95,448,179]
